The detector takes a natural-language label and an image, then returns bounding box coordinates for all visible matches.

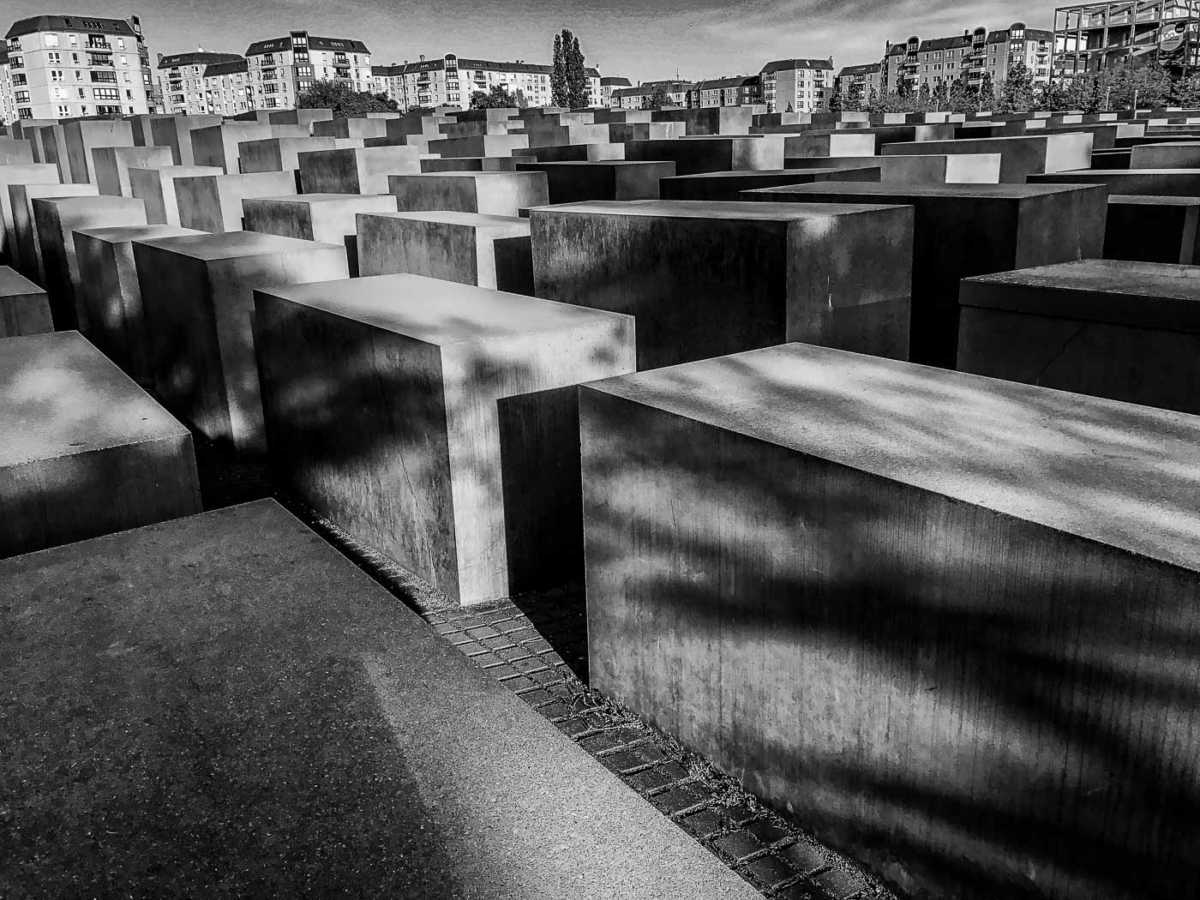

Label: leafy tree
[648,84,672,110]
[828,88,843,112]
[931,80,949,111]
[471,85,519,109]
[947,75,975,114]
[566,34,589,107]
[552,32,568,107]
[1037,78,1069,111]
[1173,72,1200,107]
[917,82,931,111]
[977,73,996,112]
[999,62,1035,114]
[297,80,397,117]
[865,86,881,114]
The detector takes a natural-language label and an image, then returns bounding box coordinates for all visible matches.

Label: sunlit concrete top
[0,330,188,468]
[366,210,528,232]
[586,342,1200,572]
[530,199,906,220]
[74,224,200,245]
[257,273,631,345]
[134,230,343,262]
[0,266,41,295]
[1109,194,1200,206]
[746,181,1101,200]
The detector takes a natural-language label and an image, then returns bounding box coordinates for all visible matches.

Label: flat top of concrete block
[128,165,223,177]
[516,160,671,168]
[31,195,144,214]
[667,168,875,180]
[1042,168,1200,175]
[963,258,1200,303]
[587,342,1200,572]
[244,193,394,207]
[135,230,342,261]
[392,171,540,181]
[0,331,188,467]
[365,210,529,233]
[14,183,98,199]
[75,225,203,245]
[259,273,631,345]
[0,265,43,296]
[902,133,1085,145]
[532,198,906,220]
[0,499,756,898]
[1109,194,1200,206]
[748,181,1100,200]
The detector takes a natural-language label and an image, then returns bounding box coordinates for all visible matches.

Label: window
[93,87,120,100]
[14,91,30,103]
[44,33,60,47]
[11,73,26,85]
[117,38,126,50]
[9,55,22,69]
[57,104,71,116]
[121,55,128,66]
[69,33,77,46]
[19,107,32,118]
[78,87,87,99]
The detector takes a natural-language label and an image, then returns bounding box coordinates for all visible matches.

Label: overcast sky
[7,0,1052,81]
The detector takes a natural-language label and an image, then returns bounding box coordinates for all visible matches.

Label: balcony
[91,71,117,83]
[86,40,111,50]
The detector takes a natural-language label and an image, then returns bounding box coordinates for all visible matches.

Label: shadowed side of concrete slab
[0,499,758,899]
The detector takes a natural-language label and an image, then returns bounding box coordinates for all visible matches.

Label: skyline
[6,0,1053,82]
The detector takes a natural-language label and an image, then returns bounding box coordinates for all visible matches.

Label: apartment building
[599,76,631,108]
[1054,0,1197,78]
[881,22,1053,95]
[202,57,252,117]
[690,75,761,108]
[244,31,372,110]
[0,46,15,124]
[759,58,834,112]
[985,23,1053,85]
[610,80,694,110]
[372,54,603,111]
[157,50,243,115]
[836,62,883,105]
[4,14,155,120]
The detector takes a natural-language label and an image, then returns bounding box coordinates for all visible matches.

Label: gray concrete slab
[581,340,1200,900]
[389,172,550,217]
[624,136,785,174]
[661,167,880,201]
[516,160,675,203]
[8,182,99,283]
[0,265,52,337]
[242,193,399,277]
[0,163,59,262]
[0,498,757,898]
[883,133,1093,182]
[298,146,423,194]
[128,165,224,226]
[1028,168,1200,196]
[532,199,913,369]
[174,171,297,233]
[0,330,199,557]
[62,119,134,184]
[254,274,634,606]
[91,146,175,197]
[1104,195,1200,264]
[190,123,272,174]
[149,114,222,166]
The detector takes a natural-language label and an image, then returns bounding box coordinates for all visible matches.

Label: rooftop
[159,51,243,70]
[761,58,835,73]
[7,15,138,40]
[245,36,371,56]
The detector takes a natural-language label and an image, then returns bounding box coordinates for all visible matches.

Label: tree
[828,88,843,113]
[551,32,568,107]
[648,84,671,110]
[566,34,589,108]
[865,86,881,114]
[931,80,949,112]
[471,85,519,109]
[977,73,996,112]
[917,82,931,111]
[297,80,397,117]
[947,75,975,114]
[999,62,1034,114]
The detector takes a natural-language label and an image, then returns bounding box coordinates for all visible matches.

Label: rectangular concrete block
[32,195,145,330]
[267,107,334,131]
[253,274,635,605]
[665,167,880,201]
[958,258,1200,414]
[0,498,758,898]
[63,120,134,184]
[581,340,1200,900]
[73,224,204,383]
[1028,168,1200,196]
[526,143,626,162]
[532,199,913,369]
[1127,140,1200,168]
[174,172,297,233]
[653,106,752,135]
[357,211,533,293]
[785,132,877,159]
[884,133,1094,183]
[0,330,200,557]
[787,153,1002,184]
[0,163,60,262]
[419,156,517,173]
[1104,195,1200,264]
[128,165,224,227]
[516,161,675,202]
[0,265,52,337]
[92,146,175,197]
[149,115,222,166]
[607,122,686,143]
[37,124,70,182]
[9,182,100,282]
[242,193,399,277]
[389,172,550,217]
[624,136,785,175]
[190,123,273,174]
[746,182,1108,367]
[237,137,337,174]
[133,231,349,452]
[0,136,35,165]
[426,134,531,158]
[298,147,422,194]
[313,117,389,140]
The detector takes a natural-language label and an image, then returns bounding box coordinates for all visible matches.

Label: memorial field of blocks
[6,99,1200,900]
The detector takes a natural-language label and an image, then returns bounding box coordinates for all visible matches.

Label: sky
[7,0,1052,82]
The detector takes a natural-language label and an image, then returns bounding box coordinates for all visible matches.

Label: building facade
[599,76,631,108]
[372,54,603,111]
[157,50,244,115]
[610,80,693,110]
[881,23,1053,95]
[836,62,883,106]
[4,14,155,120]
[1054,1,1200,78]
[760,58,834,112]
[985,23,1053,86]
[690,75,761,108]
[202,58,252,117]
[0,46,15,124]
[244,31,372,110]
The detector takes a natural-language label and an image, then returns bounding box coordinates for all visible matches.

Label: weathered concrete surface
[132,231,349,452]
[128,165,224,226]
[532,199,913,369]
[8,182,99,282]
[242,193,398,277]
[0,265,52,337]
[149,114,222,166]
[313,117,389,140]
[784,132,877,158]
[1127,141,1200,168]
[788,153,1003,184]
[420,156,518,173]
[624,136,785,175]
[746,182,1108,367]
[427,134,531,158]
[174,172,297,233]
[73,225,204,383]
[0,498,758,898]
[125,113,169,147]
[63,120,134,184]
[190,123,272,174]
[357,211,533,292]
[268,107,334,131]
[0,136,35,164]
[1104,195,1200,264]
[298,146,423,194]
[515,161,675,203]
[1028,168,1200,196]
[524,143,626,162]
[581,340,1200,900]
[237,137,337,174]
[32,195,146,331]
[36,124,70,182]
[653,106,753,135]
[663,167,880,201]
[0,163,59,262]
[0,330,199,557]
[92,146,175,197]
[884,133,1094,182]
[389,172,550,217]
[254,274,633,605]
[958,258,1200,414]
